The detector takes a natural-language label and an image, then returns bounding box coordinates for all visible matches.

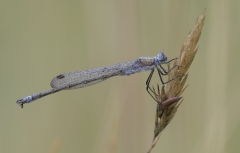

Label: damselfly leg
[146,58,181,102]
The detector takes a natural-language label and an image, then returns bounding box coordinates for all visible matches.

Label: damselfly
[16,52,176,108]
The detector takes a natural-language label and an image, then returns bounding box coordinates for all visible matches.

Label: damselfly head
[155,52,168,64]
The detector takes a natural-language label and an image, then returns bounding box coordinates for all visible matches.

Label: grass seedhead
[147,9,206,153]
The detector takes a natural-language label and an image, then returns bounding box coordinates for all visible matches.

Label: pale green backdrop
[1,0,240,153]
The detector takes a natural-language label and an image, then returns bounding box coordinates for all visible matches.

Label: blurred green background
[1,0,240,153]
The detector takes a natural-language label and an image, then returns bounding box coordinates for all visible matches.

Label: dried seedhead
[147,10,205,153]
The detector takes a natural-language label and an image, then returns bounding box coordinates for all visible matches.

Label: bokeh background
[1,0,240,153]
